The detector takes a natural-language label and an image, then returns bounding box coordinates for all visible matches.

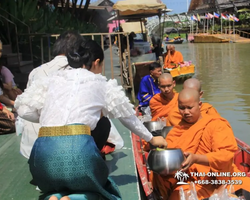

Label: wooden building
[188,0,250,14]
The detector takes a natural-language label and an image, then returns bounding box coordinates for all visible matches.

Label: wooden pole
[101,35,105,75]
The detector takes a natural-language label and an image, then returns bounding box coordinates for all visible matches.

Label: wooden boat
[131,133,250,200]
[165,39,184,44]
[164,64,195,82]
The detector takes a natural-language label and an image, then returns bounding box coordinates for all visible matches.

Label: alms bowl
[143,121,163,132]
[147,148,184,176]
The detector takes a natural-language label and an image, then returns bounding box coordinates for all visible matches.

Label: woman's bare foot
[49,196,58,200]
[60,196,70,200]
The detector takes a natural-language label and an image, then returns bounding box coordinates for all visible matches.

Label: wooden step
[2,53,22,65]
[8,60,34,74]
[2,44,12,54]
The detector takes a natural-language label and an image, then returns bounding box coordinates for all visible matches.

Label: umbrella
[113,0,167,19]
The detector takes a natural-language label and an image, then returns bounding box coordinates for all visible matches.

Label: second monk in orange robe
[149,73,178,121]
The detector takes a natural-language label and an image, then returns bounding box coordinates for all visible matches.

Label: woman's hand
[3,83,12,91]
[181,152,197,172]
[3,106,15,120]
[13,88,22,95]
[149,136,168,149]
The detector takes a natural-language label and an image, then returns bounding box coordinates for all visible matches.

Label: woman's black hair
[67,39,104,70]
[52,30,84,56]
[149,62,161,71]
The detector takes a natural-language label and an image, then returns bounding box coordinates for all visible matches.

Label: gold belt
[38,125,91,137]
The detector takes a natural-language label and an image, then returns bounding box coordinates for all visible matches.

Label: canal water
[173,42,250,144]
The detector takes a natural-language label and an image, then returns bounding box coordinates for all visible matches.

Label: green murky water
[174,42,250,144]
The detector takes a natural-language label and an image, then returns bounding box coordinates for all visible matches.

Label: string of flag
[191,12,239,22]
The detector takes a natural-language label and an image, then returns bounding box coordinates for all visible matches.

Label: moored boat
[164,64,195,82]
[165,39,184,44]
[131,133,250,199]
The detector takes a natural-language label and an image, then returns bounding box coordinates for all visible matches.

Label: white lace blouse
[15,68,153,142]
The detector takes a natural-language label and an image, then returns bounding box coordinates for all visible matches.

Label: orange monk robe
[150,93,179,122]
[150,114,250,200]
[167,102,219,127]
[164,51,184,69]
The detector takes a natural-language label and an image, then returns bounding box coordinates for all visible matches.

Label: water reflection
[174,43,250,144]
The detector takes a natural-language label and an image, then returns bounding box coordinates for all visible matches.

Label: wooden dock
[193,34,250,43]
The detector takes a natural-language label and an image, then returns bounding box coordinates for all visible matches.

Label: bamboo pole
[109,34,114,79]
[100,35,105,75]
[117,33,123,86]
[126,34,135,103]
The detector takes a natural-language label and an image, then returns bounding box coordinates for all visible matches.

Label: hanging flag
[193,14,198,21]
[221,13,228,20]
[208,13,214,18]
[197,13,201,21]
[233,14,239,22]
[228,14,234,21]
[205,13,209,19]
[191,15,194,21]
[213,12,220,18]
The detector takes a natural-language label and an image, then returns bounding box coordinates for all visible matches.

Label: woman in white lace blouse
[15,39,167,200]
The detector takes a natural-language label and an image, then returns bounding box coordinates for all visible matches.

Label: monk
[149,73,178,121]
[150,89,250,200]
[167,78,219,126]
[163,45,184,69]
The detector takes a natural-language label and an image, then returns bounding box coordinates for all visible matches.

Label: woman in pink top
[0,59,22,100]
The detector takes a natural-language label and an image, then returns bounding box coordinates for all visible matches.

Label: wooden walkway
[0,119,142,200]
[216,34,250,43]
[193,34,250,43]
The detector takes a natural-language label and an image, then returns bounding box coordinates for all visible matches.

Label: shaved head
[178,88,201,124]
[183,78,201,92]
[158,73,175,99]
[179,88,200,103]
[159,73,173,82]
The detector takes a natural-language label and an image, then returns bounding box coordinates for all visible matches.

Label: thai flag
[208,13,214,18]
[221,13,227,20]
[213,12,220,18]
[205,13,209,19]
[193,15,198,21]
[233,15,239,22]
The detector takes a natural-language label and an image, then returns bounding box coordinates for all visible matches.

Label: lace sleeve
[119,115,153,142]
[102,79,135,118]
[14,78,49,123]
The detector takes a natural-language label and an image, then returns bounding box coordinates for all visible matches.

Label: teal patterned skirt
[28,126,121,200]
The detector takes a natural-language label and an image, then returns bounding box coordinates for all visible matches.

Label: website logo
[174,170,190,185]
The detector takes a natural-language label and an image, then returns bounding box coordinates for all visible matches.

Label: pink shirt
[0,66,16,87]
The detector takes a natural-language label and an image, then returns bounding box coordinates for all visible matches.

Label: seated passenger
[150,88,250,200]
[149,73,178,121]
[137,62,162,113]
[163,45,184,69]
[0,58,22,100]
[167,78,219,126]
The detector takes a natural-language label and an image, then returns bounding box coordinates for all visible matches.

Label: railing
[0,8,33,62]
[0,14,20,64]
[18,32,136,103]
[235,29,250,38]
